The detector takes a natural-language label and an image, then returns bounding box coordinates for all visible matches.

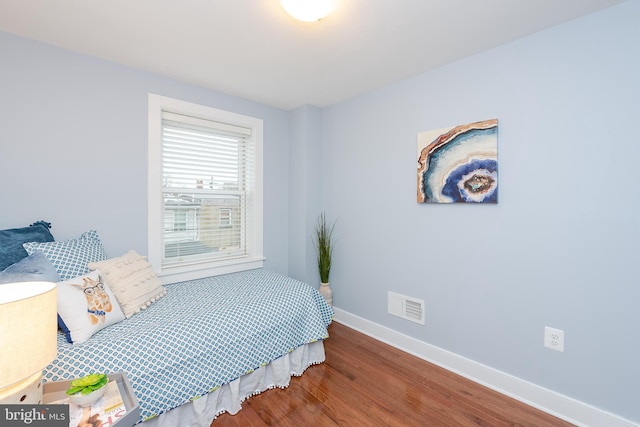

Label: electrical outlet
[544,326,564,352]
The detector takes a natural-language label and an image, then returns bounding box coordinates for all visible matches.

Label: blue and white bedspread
[44,269,333,423]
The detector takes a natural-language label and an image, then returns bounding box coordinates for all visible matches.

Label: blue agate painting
[417,119,498,204]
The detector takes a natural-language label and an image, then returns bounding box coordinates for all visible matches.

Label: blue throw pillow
[0,221,54,270]
[0,251,61,284]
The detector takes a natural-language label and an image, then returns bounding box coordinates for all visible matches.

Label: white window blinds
[160,111,254,267]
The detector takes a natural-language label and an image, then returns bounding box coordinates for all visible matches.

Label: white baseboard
[332,307,637,427]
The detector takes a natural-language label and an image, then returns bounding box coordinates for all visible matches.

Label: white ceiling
[0,0,626,110]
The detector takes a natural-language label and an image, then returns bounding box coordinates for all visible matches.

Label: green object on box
[66,373,109,395]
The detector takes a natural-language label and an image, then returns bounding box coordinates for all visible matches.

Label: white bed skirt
[143,340,326,427]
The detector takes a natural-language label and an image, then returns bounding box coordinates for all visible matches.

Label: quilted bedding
[43,268,333,423]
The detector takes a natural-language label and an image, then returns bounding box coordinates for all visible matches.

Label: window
[172,210,187,232]
[148,94,263,282]
[219,208,232,228]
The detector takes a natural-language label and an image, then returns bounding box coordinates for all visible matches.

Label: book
[50,380,128,427]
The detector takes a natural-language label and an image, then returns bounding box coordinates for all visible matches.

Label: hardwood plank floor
[212,322,574,426]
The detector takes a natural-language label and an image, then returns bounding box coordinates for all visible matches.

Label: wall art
[417,118,498,203]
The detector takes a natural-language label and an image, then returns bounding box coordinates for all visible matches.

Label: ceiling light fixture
[280,0,335,22]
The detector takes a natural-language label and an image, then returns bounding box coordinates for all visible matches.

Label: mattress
[144,340,326,426]
[44,269,333,423]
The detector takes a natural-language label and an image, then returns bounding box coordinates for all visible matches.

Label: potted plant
[314,212,336,306]
[66,373,109,407]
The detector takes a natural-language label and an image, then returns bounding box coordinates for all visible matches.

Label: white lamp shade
[280,0,335,22]
[0,281,57,390]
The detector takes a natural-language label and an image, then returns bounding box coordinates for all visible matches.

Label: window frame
[148,94,264,283]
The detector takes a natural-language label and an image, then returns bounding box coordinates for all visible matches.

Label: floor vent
[387,291,425,325]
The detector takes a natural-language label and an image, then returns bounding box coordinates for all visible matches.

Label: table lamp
[0,281,57,404]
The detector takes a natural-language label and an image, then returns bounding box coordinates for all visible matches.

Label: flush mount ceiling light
[280,0,335,22]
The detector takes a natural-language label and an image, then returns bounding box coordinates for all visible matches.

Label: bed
[43,268,333,425]
[0,222,333,426]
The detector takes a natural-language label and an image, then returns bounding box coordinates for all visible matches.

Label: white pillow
[88,250,166,318]
[57,270,125,344]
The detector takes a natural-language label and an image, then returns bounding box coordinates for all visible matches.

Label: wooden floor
[212,322,574,426]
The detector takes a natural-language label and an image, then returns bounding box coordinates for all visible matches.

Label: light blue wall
[322,1,639,422]
[0,31,291,275]
[287,105,323,286]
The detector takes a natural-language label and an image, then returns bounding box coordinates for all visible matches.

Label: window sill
[156,256,265,285]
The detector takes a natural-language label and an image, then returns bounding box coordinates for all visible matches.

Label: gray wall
[321,1,639,422]
[1,0,638,423]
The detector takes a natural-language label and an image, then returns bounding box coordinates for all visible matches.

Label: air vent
[387,291,425,325]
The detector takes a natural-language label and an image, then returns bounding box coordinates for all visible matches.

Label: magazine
[50,380,127,427]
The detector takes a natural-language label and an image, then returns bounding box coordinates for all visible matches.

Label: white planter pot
[319,282,333,306]
[68,386,106,407]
